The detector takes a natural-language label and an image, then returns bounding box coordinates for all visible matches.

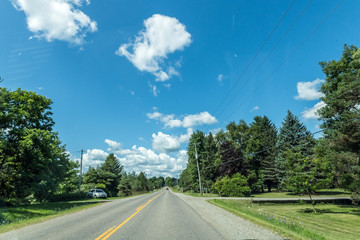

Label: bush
[212,173,251,197]
[47,192,85,202]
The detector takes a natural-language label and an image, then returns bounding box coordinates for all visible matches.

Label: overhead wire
[217,0,345,127]
[212,0,314,123]
[210,0,297,118]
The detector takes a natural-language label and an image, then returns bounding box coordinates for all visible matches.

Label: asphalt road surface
[0,190,281,240]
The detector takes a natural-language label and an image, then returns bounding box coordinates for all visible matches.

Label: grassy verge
[0,200,101,233]
[209,199,360,240]
[0,190,158,233]
[251,188,350,198]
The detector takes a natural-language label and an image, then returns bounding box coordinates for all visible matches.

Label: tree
[98,153,123,196]
[0,88,72,201]
[317,44,360,201]
[202,133,220,186]
[285,151,327,212]
[275,111,315,190]
[246,116,277,192]
[117,173,132,196]
[219,141,246,177]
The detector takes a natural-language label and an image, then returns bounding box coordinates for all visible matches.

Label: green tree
[246,116,277,192]
[317,45,360,201]
[117,173,132,196]
[275,110,315,190]
[0,88,72,201]
[285,151,326,212]
[98,153,123,196]
[202,132,220,186]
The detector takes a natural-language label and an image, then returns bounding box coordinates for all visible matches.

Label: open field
[209,199,360,240]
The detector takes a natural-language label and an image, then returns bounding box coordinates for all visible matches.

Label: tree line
[179,45,360,202]
[0,84,167,203]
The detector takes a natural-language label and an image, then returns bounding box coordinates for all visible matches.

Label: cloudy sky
[1,0,358,177]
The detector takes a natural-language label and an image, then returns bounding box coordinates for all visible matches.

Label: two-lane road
[0,189,281,240]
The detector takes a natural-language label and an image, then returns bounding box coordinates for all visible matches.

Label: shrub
[212,173,251,197]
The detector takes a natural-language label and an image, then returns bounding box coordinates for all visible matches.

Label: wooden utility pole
[194,143,203,196]
[78,150,83,193]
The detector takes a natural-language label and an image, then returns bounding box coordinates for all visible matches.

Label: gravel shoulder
[174,191,282,240]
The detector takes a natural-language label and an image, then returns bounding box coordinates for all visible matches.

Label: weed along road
[0,189,280,240]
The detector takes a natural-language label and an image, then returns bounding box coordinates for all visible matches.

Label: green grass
[251,188,351,198]
[0,190,157,233]
[184,192,220,197]
[0,200,102,233]
[209,199,360,240]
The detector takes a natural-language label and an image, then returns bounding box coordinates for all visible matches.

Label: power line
[212,0,313,123]
[203,116,359,171]
[215,80,360,157]
[221,0,345,126]
[208,0,344,133]
[210,0,297,118]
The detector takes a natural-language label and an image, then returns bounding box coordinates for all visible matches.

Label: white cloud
[147,111,217,128]
[105,139,121,150]
[182,112,217,128]
[11,0,97,45]
[302,101,326,120]
[295,78,325,101]
[104,143,188,177]
[152,132,181,153]
[83,149,108,170]
[250,106,259,112]
[116,14,191,82]
[151,128,193,154]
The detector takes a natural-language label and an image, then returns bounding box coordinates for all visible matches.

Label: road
[0,190,281,240]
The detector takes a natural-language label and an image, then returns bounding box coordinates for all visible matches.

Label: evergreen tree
[219,141,246,177]
[98,153,123,196]
[202,133,220,186]
[316,45,360,201]
[246,116,277,192]
[275,110,315,190]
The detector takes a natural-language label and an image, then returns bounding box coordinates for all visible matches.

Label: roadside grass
[0,190,158,234]
[0,200,101,233]
[180,188,350,198]
[184,192,219,197]
[209,199,360,240]
[251,188,351,198]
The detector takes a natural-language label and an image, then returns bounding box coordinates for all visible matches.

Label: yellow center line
[95,226,115,240]
[96,191,165,240]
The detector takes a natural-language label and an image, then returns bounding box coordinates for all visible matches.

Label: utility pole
[78,149,83,193]
[194,143,203,196]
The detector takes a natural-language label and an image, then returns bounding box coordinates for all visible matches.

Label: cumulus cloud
[152,132,181,153]
[105,139,121,150]
[11,0,97,45]
[147,111,217,128]
[152,128,193,154]
[82,149,108,170]
[104,143,188,177]
[116,14,191,82]
[302,101,326,120]
[295,78,325,101]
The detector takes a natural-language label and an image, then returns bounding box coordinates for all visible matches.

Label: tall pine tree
[275,111,315,190]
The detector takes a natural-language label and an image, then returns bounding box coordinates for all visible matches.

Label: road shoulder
[173,192,282,240]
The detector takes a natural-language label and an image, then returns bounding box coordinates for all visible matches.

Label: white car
[86,189,107,199]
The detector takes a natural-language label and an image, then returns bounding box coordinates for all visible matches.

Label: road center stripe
[96,191,165,240]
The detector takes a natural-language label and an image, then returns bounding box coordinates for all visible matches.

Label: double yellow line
[95,191,164,240]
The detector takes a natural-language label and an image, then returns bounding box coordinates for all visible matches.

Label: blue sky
[1,0,359,177]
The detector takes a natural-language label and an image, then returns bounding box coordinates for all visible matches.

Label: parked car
[86,189,107,199]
